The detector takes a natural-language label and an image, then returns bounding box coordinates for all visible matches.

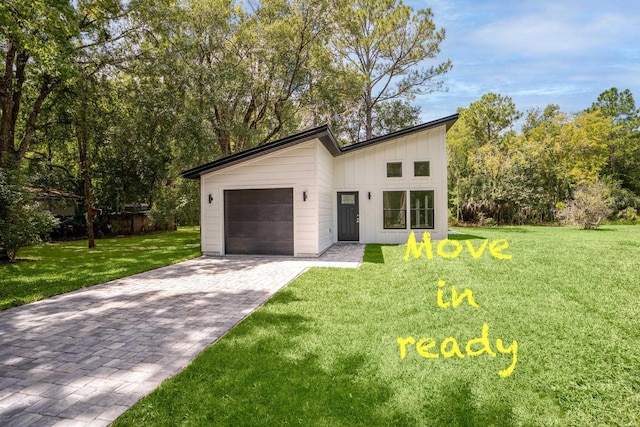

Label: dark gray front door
[337,192,359,241]
[224,188,294,255]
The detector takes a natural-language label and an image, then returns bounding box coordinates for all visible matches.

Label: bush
[0,170,58,262]
[557,181,614,229]
[616,207,639,223]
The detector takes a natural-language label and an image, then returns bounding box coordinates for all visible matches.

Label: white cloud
[470,3,637,57]
[407,0,640,121]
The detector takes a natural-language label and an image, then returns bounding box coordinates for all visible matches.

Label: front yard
[0,227,201,311]
[114,225,640,426]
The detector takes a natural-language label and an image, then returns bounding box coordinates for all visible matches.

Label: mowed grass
[113,225,637,426]
[0,227,201,311]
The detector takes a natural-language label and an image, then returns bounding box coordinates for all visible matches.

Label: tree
[0,169,57,262]
[142,0,336,157]
[586,88,640,193]
[371,100,421,136]
[446,94,522,223]
[465,93,522,146]
[0,0,78,169]
[557,180,614,229]
[332,0,451,140]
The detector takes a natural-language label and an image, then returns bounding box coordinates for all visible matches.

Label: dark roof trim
[340,114,459,153]
[181,114,458,179]
[182,125,341,179]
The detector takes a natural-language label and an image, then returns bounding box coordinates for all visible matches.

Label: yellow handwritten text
[396,323,518,377]
[404,232,512,261]
[437,280,479,308]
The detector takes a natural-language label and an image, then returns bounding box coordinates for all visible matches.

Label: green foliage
[448,93,628,225]
[174,179,201,226]
[372,100,421,136]
[617,207,639,223]
[149,181,182,229]
[332,0,451,140]
[557,180,614,229]
[0,227,200,310]
[586,87,640,194]
[0,170,58,262]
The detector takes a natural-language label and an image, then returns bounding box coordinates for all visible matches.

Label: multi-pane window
[386,162,402,177]
[414,161,430,177]
[410,191,434,229]
[383,191,406,229]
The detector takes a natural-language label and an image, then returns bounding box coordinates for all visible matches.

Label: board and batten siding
[333,126,448,243]
[316,141,335,254]
[200,140,320,256]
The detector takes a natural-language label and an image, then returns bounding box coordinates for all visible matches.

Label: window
[383,191,406,229]
[387,162,402,177]
[410,191,434,229]
[414,161,430,177]
[341,194,355,204]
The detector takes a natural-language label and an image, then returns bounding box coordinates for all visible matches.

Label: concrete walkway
[0,244,365,427]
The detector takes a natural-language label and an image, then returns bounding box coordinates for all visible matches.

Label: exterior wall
[333,126,448,243]
[316,142,335,254]
[200,140,320,256]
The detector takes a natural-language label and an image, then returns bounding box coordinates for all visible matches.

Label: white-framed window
[386,162,402,177]
[383,191,406,229]
[409,190,434,229]
[382,190,435,230]
[414,161,430,177]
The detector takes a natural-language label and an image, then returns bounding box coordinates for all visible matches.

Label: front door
[337,192,359,241]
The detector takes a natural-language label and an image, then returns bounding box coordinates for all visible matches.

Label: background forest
[1,0,639,260]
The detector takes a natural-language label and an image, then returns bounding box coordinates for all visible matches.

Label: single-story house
[182,114,458,257]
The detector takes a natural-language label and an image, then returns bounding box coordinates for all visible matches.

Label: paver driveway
[0,244,364,427]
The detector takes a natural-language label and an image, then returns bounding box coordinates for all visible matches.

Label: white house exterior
[182,114,457,257]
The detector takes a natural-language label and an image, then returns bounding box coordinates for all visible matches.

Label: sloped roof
[181,114,458,179]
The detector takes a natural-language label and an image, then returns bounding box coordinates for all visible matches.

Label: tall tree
[586,88,640,193]
[447,94,522,222]
[0,0,78,169]
[144,0,336,157]
[332,0,451,140]
[465,93,522,146]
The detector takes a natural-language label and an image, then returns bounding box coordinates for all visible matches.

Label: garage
[224,188,294,255]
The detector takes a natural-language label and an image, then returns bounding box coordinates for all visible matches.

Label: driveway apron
[0,244,364,427]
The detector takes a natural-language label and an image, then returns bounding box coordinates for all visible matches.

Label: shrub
[617,207,639,223]
[557,181,614,229]
[0,170,58,262]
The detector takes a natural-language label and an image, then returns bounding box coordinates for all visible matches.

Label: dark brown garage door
[224,188,294,255]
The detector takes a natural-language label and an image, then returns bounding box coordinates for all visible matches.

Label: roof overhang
[340,114,458,154]
[181,114,458,179]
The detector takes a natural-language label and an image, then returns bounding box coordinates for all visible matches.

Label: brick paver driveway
[0,244,364,427]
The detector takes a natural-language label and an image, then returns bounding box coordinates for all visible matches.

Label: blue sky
[406,0,640,123]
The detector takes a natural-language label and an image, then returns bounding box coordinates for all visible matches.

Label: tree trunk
[76,112,96,249]
[82,162,96,249]
[219,131,231,156]
[1,44,53,170]
[364,84,373,140]
[456,174,462,222]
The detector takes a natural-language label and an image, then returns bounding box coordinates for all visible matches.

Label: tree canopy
[448,89,639,225]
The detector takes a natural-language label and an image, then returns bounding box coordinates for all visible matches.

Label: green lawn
[0,227,201,311]
[114,225,640,426]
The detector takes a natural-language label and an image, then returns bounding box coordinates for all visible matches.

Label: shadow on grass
[115,307,401,426]
[116,296,515,426]
[490,227,530,233]
[447,233,487,241]
[425,380,515,427]
[363,245,385,263]
[266,289,304,305]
